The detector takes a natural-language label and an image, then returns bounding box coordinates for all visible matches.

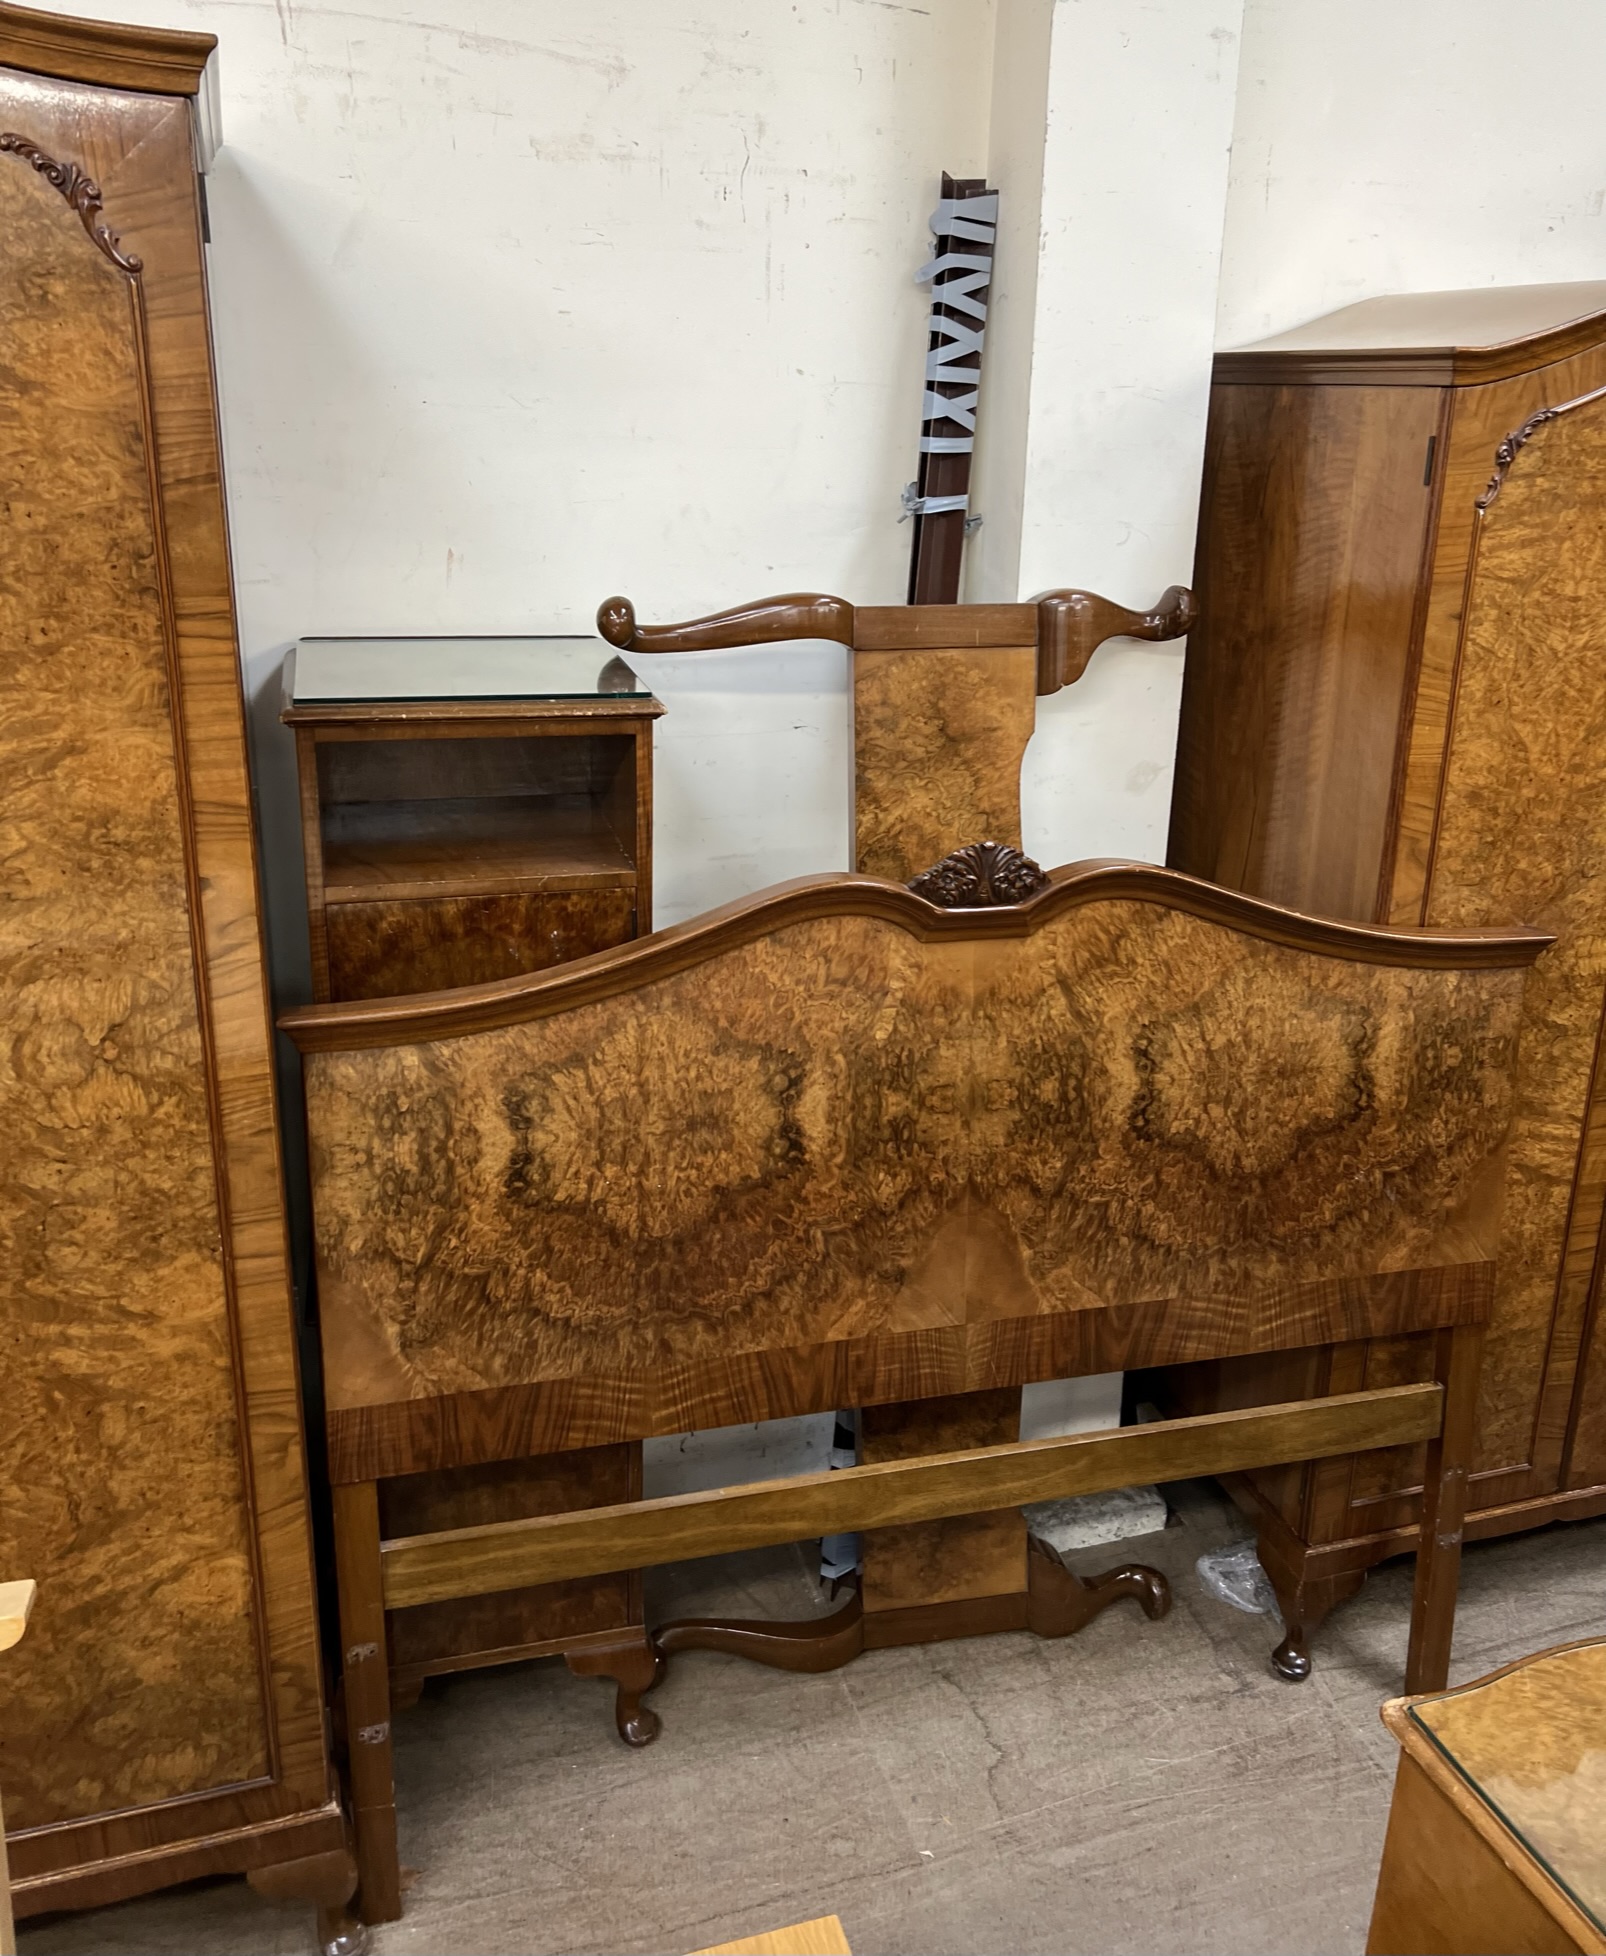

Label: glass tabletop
[1408,1639,1606,1931]
[291,635,642,702]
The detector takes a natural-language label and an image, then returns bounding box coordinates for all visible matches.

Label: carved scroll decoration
[0,133,142,273]
[1477,409,1561,511]
[907,840,1049,908]
[1477,381,1606,510]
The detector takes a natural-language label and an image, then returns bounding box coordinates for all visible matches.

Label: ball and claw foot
[1272,1625,1313,1682]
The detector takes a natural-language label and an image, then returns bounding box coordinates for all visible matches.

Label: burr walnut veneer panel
[0,7,337,1923]
[294,870,1534,1424]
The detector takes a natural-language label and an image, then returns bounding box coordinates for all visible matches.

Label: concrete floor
[17,1484,1606,1956]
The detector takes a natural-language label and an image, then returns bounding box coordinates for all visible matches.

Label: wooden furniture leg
[246,1846,365,1956]
[1405,1323,1483,1694]
[330,1484,401,1927]
[1258,1530,1368,1683]
[565,1628,665,1746]
[651,1501,1169,1680]
[1024,1535,1171,1634]
[657,1594,867,1673]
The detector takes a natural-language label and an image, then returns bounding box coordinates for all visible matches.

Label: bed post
[1405,1320,1484,1694]
[330,1483,401,1925]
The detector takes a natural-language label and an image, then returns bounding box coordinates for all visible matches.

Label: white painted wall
[1003,0,1244,873]
[46,0,996,969]
[1218,0,1606,348]
[962,0,1053,609]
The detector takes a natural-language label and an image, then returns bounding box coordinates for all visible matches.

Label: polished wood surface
[326,1267,1487,1483]
[290,856,1525,1914]
[860,1391,1024,1614]
[1417,388,1606,1504]
[287,877,1535,1418]
[1,20,336,1918]
[599,589,1196,670]
[1410,1639,1606,1916]
[1165,283,1606,1644]
[330,1483,400,1926]
[599,587,1191,880]
[379,1448,640,1691]
[1219,281,1606,387]
[694,1914,853,1956]
[1368,1752,1599,1956]
[0,0,212,95]
[1403,1325,1481,1694]
[656,1538,1168,1673]
[853,641,1037,878]
[1369,1640,1606,1954]
[321,797,635,903]
[290,702,657,1005]
[283,858,1546,1053]
[1035,584,1197,694]
[1,99,265,1823]
[599,590,856,652]
[326,889,636,1001]
[1168,381,1443,920]
[286,686,663,1759]
[379,1388,1445,1607]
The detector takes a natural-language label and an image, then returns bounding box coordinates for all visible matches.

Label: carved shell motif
[906,839,1050,907]
[0,133,142,273]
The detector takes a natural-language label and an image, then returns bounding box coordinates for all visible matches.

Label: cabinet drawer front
[326,890,636,1001]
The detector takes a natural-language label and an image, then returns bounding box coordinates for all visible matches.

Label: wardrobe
[1167,284,1606,1637]
[0,1,341,1920]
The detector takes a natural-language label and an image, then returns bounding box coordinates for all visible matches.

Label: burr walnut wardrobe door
[0,14,337,1914]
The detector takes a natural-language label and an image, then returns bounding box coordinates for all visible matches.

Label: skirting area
[18,1485,1606,1956]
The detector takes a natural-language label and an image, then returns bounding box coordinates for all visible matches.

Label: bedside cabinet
[283,636,663,1003]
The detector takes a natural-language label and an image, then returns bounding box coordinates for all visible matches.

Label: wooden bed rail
[379,1385,1443,1609]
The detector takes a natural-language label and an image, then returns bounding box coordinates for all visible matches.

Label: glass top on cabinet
[289,636,642,703]
[1408,1639,1606,1932]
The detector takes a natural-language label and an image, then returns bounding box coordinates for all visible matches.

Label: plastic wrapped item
[1195,1538,1278,1616]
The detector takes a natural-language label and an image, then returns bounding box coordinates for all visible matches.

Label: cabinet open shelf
[321,795,636,904]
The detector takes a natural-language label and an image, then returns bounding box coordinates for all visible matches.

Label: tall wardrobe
[0,1,340,1919]
[1167,284,1606,1635]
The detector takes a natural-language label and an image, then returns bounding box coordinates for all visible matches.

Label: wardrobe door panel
[1420,390,1606,1494]
[1,15,337,1909]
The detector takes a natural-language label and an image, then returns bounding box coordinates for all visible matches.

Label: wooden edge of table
[1382,1694,1606,1951]
[693,1914,852,1955]
[379,1384,1442,1609]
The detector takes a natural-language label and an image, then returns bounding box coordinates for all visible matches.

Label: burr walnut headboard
[283,859,1546,1484]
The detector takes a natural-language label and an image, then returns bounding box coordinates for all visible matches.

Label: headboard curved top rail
[279,857,1551,1055]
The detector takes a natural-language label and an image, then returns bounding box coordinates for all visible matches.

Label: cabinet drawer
[325,888,635,1001]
